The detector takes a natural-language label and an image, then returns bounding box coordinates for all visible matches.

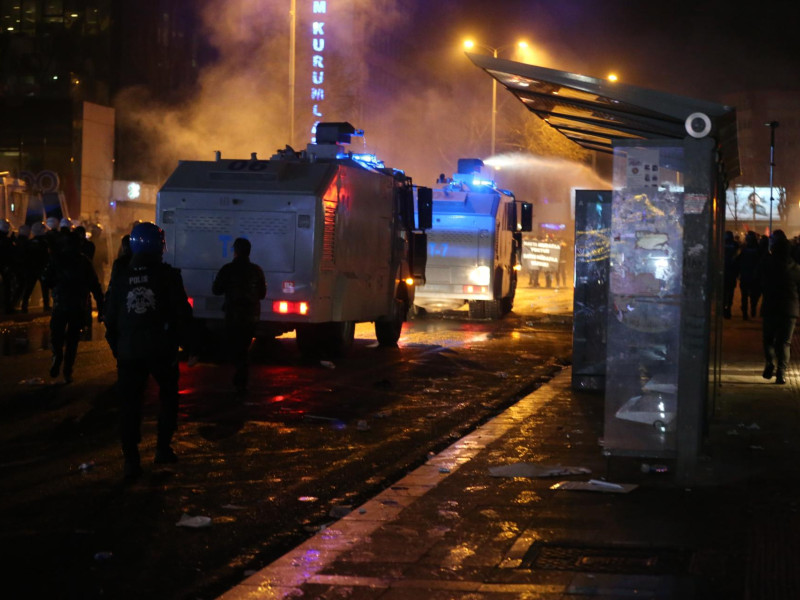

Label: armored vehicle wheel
[501,271,517,315]
[375,298,406,346]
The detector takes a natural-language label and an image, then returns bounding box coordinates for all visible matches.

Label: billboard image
[725,185,786,222]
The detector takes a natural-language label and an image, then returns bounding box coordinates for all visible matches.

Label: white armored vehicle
[413,159,531,319]
[157,122,431,357]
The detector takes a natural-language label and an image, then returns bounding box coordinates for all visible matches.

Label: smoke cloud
[113,0,610,219]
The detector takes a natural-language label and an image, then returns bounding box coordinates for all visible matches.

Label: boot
[123,445,142,482]
[50,354,62,378]
[154,431,178,464]
[775,370,786,385]
[154,445,178,464]
[762,363,774,379]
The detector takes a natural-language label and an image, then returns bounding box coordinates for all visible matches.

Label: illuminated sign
[725,185,787,222]
[310,1,327,142]
[127,182,141,200]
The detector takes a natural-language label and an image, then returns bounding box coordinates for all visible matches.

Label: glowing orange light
[273,300,309,315]
[404,277,414,286]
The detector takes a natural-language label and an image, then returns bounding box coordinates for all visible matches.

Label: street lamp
[463,39,528,156]
[289,0,296,145]
[765,120,779,238]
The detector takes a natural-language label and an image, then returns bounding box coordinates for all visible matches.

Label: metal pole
[766,121,779,237]
[289,0,296,146]
[491,49,497,156]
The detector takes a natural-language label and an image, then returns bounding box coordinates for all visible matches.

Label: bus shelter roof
[467,53,740,180]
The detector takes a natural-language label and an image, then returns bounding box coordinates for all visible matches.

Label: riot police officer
[0,219,15,313]
[103,222,193,481]
[43,230,104,382]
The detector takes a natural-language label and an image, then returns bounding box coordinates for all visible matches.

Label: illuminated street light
[463,39,528,156]
[607,73,619,82]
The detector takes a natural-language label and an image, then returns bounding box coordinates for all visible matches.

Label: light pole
[463,40,527,157]
[766,120,779,238]
[289,0,296,146]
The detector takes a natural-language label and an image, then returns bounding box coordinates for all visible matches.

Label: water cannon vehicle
[157,122,431,357]
[413,158,532,319]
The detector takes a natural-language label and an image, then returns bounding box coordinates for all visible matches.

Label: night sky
[118,1,800,185]
[428,0,800,101]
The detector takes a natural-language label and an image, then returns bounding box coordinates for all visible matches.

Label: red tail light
[187,296,194,308]
[273,300,309,315]
[462,285,488,294]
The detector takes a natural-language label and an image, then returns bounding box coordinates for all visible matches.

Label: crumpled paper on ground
[176,514,212,528]
[550,479,638,493]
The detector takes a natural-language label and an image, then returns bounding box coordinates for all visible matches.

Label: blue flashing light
[338,152,385,170]
[471,177,496,188]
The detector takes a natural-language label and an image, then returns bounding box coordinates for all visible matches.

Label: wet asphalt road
[0,285,573,599]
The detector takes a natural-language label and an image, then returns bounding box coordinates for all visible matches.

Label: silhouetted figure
[19,222,51,312]
[43,231,104,382]
[722,230,739,318]
[760,231,800,385]
[0,219,15,314]
[735,231,762,319]
[212,237,267,394]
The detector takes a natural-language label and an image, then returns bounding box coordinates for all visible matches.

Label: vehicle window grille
[239,214,292,236]
[184,215,234,231]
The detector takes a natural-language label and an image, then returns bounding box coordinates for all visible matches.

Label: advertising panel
[604,145,685,456]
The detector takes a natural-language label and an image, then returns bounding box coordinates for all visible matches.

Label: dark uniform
[760,233,800,385]
[212,238,267,393]
[43,232,104,382]
[19,224,51,312]
[104,223,193,480]
[0,221,15,314]
[722,231,739,319]
[735,231,762,320]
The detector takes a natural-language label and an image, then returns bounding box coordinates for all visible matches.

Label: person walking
[74,225,97,340]
[212,237,267,395]
[722,230,739,319]
[19,222,52,312]
[735,231,762,320]
[103,222,194,481]
[0,219,16,314]
[10,223,31,310]
[760,231,800,385]
[42,230,104,383]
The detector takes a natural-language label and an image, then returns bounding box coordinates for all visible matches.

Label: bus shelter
[467,53,740,483]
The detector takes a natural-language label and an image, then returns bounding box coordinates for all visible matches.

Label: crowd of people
[724,229,800,385]
[0,216,108,316]
[2,217,266,482]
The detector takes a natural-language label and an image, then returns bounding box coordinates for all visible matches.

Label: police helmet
[46,217,59,230]
[129,221,165,256]
[0,219,10,234]
[31,222,47,237]
[59,217,73,230]
[18,224,31,239]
